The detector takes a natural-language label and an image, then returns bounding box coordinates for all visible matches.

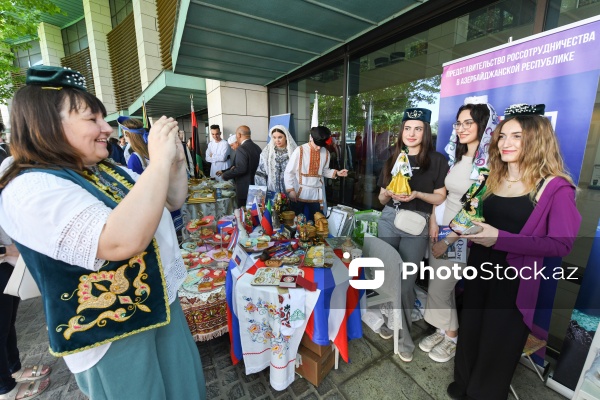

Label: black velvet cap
[310,126,332,147]
[504,104,546,117]
[26,65,87,91]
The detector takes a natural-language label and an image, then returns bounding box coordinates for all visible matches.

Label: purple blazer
[492,177,581,338]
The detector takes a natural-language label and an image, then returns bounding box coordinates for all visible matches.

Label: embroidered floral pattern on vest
[57,252,153,340]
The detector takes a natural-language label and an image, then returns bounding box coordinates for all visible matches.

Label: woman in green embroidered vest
[0,66,206,399]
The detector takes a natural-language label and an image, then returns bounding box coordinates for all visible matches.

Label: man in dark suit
[221,125,262,207]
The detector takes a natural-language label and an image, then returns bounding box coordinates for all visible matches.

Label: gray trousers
[377,206,429,354]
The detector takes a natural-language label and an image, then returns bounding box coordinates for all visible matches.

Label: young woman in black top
[376,108,448,362]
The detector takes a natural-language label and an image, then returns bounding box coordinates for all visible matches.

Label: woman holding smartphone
[448,104,581,400]
[376,107,448,363]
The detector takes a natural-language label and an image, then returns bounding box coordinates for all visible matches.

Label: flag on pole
[190,100,203,178]
[311,91,319,128]
[261,200,274,235]
[142,99,151,130]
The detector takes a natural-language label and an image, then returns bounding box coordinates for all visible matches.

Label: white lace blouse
[0,164,186,373]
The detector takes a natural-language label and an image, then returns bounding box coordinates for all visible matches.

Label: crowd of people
[0,65,582,400]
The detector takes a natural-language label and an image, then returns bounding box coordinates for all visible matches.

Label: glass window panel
[80,36,89,50]
[546,0,600,28]
[77,19,87,37]
[287,62,345,205]
[269,86,286,117]
[67,27,79,43]
[70,41,80,54]
[29,40,40,54]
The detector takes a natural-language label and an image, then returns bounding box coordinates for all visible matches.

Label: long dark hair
[0,85,107,189]
[122,118,149,168]
[453,104,490,164]
[382,119,434,183]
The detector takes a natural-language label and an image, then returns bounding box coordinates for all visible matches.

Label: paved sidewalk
[16,297,566,399]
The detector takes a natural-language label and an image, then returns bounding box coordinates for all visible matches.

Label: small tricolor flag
[250,197,261,227]
[261,200,274,235]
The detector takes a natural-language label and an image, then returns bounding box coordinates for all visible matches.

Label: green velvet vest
[13,164,170,356]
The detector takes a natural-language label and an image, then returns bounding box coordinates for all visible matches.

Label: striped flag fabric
[142,99,151,130]
[190,102,203,178]
[261,200,274,235]
[250,197,261,227]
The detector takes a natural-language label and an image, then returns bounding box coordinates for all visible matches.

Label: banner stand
[546,376,574,399]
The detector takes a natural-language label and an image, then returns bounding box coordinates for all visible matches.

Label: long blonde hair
[485,115,574,199]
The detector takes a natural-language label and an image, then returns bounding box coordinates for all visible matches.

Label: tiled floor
[15,297,567,400]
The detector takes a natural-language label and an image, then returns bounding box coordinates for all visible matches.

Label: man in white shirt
[205,125,231,181]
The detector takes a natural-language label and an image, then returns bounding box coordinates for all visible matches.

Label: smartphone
[461,225,483,235]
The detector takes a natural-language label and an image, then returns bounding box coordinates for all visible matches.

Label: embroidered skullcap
[402,108,432,124]
[504,104,545,117]
[444,95,500,180]
[227,135,237,145]
[26,65,87,91]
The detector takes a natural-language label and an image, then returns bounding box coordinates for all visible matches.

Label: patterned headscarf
[444,96,499,180]
[265,125,297,177]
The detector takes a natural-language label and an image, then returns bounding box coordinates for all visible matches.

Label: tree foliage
[316,75,441,135]
[0,0,62,103]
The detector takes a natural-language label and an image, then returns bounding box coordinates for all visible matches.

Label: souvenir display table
[177,217,235,341]
[181,179,236,239]
[226,237,364,390]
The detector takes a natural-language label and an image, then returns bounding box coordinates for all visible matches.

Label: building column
[206,79,269,149]
[38,23,65,66]
[83,0,116,114]
[132,0,162,90]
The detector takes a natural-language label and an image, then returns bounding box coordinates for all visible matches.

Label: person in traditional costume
[376,107,448,363]
[421,98,499,365]
[120,117,149,174]
[0,66,206,399]
[448,104,580,400]
[284,126,348,222]
[255,125,297,200]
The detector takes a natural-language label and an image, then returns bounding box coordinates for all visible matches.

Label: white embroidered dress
[284,143,336,205]
[0,162,186,374]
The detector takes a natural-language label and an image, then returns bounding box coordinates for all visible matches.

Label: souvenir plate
[250,267,304,286]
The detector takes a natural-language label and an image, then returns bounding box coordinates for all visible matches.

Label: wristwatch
[442,239,451,247]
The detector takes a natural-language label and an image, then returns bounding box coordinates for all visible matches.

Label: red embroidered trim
[271,359,297,369]
[308,147,320,175]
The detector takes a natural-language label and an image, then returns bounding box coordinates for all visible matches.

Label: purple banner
[437,17,600,379]
[441,19,600,98]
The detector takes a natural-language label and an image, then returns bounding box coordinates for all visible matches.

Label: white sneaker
[379,325,393,340]
[429,336,457,363]
[398,351,413,362]
[419,330,445,353]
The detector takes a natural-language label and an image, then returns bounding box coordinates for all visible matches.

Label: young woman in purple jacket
[447,104,582,400]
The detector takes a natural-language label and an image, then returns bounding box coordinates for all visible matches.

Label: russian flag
[250,197,261,226]
[261,200,274,235]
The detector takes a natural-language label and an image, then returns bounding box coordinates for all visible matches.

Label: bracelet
[442,239,451,247]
